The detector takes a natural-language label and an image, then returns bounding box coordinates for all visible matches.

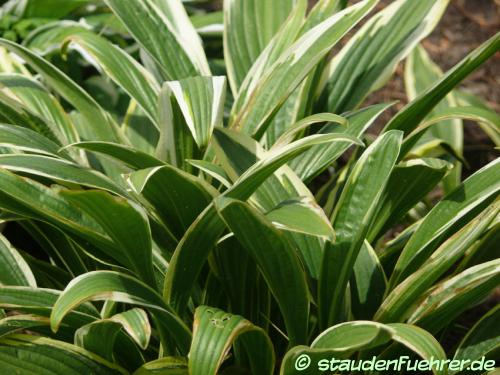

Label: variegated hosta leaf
[164,131,356,313]
[0,233,36,287]
[405,44,463,194]
[289,102,393,182]
[189,306,274,375]
[50,271,192,355]
[75,308,151,361]
[319,130,402,328]
[229,0,377,139]
[385,32,500,141]
[62,29,161,126]
[103,0,210,80]
[376,203,498,324]
[163,76,226,150]
[0,38,124,143]
[389,158,500,287]
[320,0,449,113]
[223,0,300,93]
[451,305,500,374]
[0,334,127,374]
[407,259,500,333]
[0,73,79,146]
[281,321,446,375]
[216,198,310,345]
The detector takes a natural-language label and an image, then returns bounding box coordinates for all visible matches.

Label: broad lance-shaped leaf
[216,198,310,345]
[375,203,498,324]
[212,127,340,277]
[0,90,62,145]
[384,32,500,138]
[128,165,218,240]
[189,306,274,375]
[0,334,127,375]
[290,102,393,182]
[104,0,209,80]
[75,308,151,361]
[164,132,357,312]
[155,83,199,171]
[0,315,50,338]
[0,124,70,158]
[0,286,99,328]
[50,271,191,355]
[60,191,156,287]
[0,38,123,143]
[0,73,78,146]
[134,357,188,374]
[402,105,500,156]
[266,197,334,241]
[0,154,128,197]
[320,0,449,113]
[223,0,299,93]
[280,321,446,375]
[319,130,402,328]
[230,0,377,139]
[367,158,452,241]
[408,259,500,333]
[163,77,226,150]
[451,305,500,374]
[350,241,387,320]
[405,44,463,194]
[0,233,36,287]
[389,158,500,287]
[66,141,165,169]
[62,29,161,126]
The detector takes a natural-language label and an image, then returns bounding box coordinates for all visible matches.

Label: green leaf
[389,158,500,286]
[62,29,161,126]
[189,306,274,375]
[74,320,122,362]
[0,38,123,143]
[265,196,334,241]
[66,141,165,169]
[451,305,500,373]
[350,241,387,320]
[134,357,187,375]
[290,102,392,182]
[0,314,50,338]
[128,165,217,240]
[402,106,500,156]
[281,322,446,375]
[408,259,500,333]
[0,73,79,145]
[367,158,452,241]
[230,0,377,139]
[187,159,232,188]
[223,0,300,92]
[51,271,191,355]
[0,233,36,287]
[0,334,127,374]
[60,191,155,287]
[319,130,402,328]
[163,131,352,312]
[404,44,463,193]
[15,0,90,18]
[0,154,128,197]
[375,203,498,324]
[162,76,226,150]
[103,0,210,80]
[384,32,500,138]
[321,0,449,113]
[216,198,310,345]
[0,123,68,158]
[0,286,99,328]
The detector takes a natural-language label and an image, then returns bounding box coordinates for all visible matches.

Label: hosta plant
[0,0,499,374]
